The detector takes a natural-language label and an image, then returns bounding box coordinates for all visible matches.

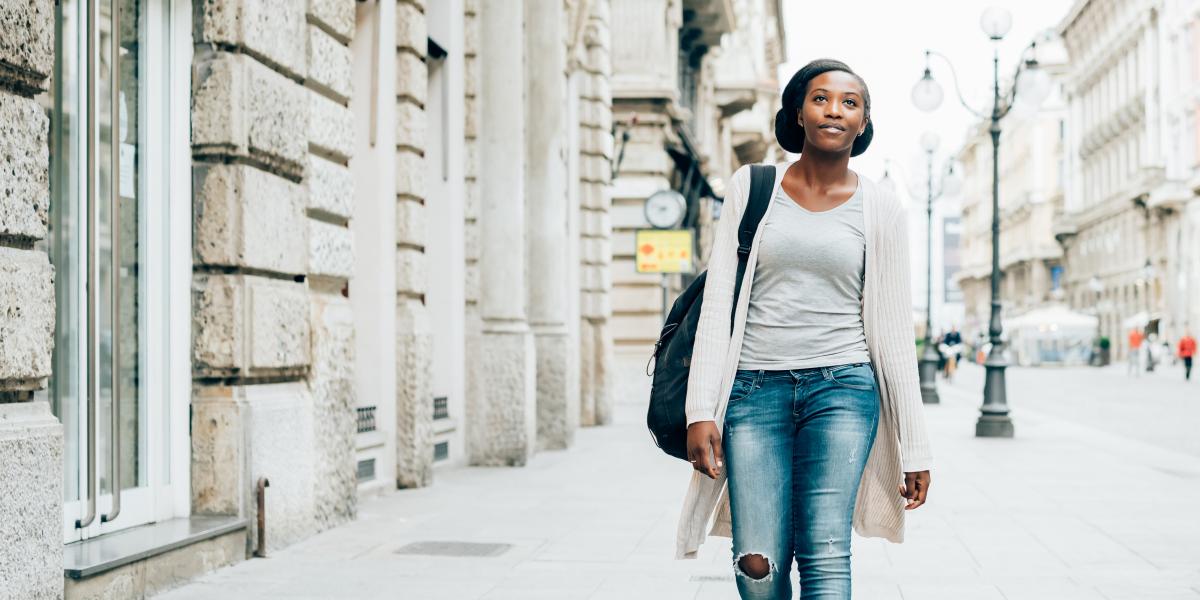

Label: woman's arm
[875,196,934,473]
[684,164,753,425]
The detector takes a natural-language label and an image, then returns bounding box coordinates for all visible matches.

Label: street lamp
[911,134,961,405]
[912,6,1049,438]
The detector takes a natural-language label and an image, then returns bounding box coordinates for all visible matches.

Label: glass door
[38,0,188,543]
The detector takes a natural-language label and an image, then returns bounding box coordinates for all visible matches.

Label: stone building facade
[0,0,615,598]
[955,41,1069,339]
[608,0,786,381]
[1056,0,1200,359]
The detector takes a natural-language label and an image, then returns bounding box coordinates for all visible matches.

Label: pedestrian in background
[680,59,931,600]
[1127,328,1144,377]
[940,327,963,381]
[1179,331,1196,381]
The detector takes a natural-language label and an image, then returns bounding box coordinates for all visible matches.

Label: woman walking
[678,59,933,599]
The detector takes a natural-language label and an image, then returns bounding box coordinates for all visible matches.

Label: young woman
[677,59,934,599]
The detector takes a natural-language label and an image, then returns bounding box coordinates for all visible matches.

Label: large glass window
[38,0,187,543]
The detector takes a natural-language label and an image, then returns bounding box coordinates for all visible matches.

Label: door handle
[102,0,122,525]
[76,0,99,530]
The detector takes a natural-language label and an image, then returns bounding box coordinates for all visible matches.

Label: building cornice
[1057,0,1095,38]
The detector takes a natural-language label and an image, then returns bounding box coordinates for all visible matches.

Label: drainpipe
[255,477,270,557]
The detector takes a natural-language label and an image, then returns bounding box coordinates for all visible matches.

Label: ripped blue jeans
[723,364,879,600]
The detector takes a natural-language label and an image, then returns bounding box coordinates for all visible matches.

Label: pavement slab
[158,362,1200,599]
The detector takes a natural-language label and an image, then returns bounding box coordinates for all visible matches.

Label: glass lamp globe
[1016,64,1052,109]
[980,6,1013,40]
[911,72,944,112]
[920,131,940,153]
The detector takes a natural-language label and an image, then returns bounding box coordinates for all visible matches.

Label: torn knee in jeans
[734,552,775,581]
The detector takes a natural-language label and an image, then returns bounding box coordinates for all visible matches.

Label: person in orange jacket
[1179,331,1196,381]
[1127,328,1144,377]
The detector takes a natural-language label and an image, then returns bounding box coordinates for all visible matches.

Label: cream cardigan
[677,161,933,559]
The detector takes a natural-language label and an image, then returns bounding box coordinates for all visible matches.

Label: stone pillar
[394,0,434,488]
[0,2,62,597]
[469,0,538,466]
[578,0,616,427]
[525,0,576,450]
[462,0,486,462]
[305,0,358,528]
[190,0,357,553]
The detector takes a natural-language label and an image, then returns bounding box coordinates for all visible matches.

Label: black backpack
[646,164,776,460]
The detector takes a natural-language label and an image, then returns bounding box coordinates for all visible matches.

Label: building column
[469,0,537,465]
[578,0,615,427]
[526,0,577,450]
[394,0,434,488]
[0,4,62,597]
[190,0,358,551]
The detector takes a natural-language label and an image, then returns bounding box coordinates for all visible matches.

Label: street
[949,360,1200,457]
[159,362,1200,600]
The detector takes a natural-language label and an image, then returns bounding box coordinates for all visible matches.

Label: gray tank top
[737,182,869,370]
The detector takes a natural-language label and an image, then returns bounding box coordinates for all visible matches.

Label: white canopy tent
[1122,311,1149,329]
[1006,304,1099,366]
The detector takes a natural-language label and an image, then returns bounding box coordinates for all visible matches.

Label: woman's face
[796,70,868,155]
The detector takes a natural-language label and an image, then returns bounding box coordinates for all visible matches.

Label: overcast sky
[779,0,1075,201]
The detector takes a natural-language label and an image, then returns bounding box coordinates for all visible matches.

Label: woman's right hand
[686,421,724,479]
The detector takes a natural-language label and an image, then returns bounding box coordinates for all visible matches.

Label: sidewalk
[159,365,1200,599]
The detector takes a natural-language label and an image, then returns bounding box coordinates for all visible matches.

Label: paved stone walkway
[159,363,1200,599]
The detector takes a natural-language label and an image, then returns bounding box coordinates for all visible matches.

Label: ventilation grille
[356,406,376,433]
[356,458,376,482]
[434,441,449,462]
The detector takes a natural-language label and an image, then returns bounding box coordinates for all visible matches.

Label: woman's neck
[792,149,854,189]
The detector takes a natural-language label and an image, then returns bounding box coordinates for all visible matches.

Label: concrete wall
[349,1,398,498]
[425,0,468,469]
[190,0,358,552]
[0,1,64,597]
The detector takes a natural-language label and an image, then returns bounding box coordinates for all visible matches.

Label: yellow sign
[635,229,694,274]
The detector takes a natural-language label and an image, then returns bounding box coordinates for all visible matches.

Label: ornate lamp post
[908,133,963,404]
[911,6,1051,438]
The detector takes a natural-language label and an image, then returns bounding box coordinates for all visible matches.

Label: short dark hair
[775,58,873,156]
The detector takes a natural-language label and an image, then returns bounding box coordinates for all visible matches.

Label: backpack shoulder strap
[730,164,776,330]
[737,164,775,260]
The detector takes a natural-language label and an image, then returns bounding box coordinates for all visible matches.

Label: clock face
[645,190,686,229]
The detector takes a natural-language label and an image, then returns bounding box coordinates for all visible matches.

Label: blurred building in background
[608,0,786,374]
[1055,0,1200,360]
[955,34,1069,342]
[0,0,618,597]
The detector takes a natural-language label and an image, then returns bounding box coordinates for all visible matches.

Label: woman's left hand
[899,471,930,510]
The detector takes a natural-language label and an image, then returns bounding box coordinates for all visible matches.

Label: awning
[1006,304,1098,332]
[1121,311,1162,329]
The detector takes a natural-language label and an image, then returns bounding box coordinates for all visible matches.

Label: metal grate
[356,458,376,482]
[433,441,449,462]
[433,396,449,420]
[356,406,376,433]
[395,541,512,557]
